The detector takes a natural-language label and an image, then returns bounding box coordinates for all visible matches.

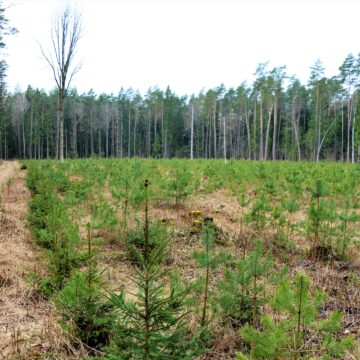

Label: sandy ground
[0,161,18,187]
[0,162,66,359]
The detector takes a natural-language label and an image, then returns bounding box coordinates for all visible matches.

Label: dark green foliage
[28,189,58,248]
[56,271,114,350]
[306,179,332,256]
[285,169,305,198]
[203,163,224,192]
[26,165,81,296]
[236,316,290,360]
[123,220,169,265]
[41,227,81,295]
[106,280,204,360]
[283,197,300,214]
[309,179,328,201]
[26,164,47,194]
[49,170,70,194]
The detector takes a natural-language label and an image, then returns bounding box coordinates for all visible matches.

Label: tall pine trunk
[264,108,272,161]
[128,103,131,157]
[259,90,264,160]
[347,96,351,162]
[272,93,278,160]
[190,102,194,159]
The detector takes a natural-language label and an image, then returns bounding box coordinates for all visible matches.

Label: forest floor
[0,162,68,359]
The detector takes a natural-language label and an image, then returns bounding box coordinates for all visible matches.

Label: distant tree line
[0,1,360,162]
[1,54,360,162]
[0,0,17,159]
[0,0,359,163]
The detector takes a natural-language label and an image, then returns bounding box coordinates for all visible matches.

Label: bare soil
[0,161,18,186]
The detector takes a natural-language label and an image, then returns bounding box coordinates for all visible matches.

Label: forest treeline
[0,0,359,163]
[1,56,360,161]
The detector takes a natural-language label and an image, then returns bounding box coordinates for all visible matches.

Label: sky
[3,0,360,97]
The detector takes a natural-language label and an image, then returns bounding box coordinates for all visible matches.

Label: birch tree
[270,66,286,160]
[40,5,82,162]
[309,60,325,161]
[190,98,194,159]
[339,54,358,162]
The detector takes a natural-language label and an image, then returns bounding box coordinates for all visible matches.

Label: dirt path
[0,161,18,187]
[0,164,67,358]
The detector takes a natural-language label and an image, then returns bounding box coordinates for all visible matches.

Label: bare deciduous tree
[40,5,82,162]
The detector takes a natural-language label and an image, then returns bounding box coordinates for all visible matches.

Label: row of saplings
[26,168,354,360]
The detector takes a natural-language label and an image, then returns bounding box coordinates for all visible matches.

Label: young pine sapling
[217,240,274,328]
[106,180,204,359]
[237,273,354,360]
[193,220,229,327]
[55,221,114,350]
[237,192,251,255]
[337,197,359,259]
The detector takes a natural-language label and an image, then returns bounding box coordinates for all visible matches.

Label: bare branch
[38,41,60,89]
[65,60,83,95]
[39,4,83,162]
[40,4,82,92]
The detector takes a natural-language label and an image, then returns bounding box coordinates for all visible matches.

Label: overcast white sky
[3,0,360,96]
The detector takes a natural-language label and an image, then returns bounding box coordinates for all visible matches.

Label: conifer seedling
[106,179,205,359]
[237,273,354,359]
[193,220,229,327]
[217,240,273,328]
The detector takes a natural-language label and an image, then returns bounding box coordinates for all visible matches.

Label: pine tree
[237,274,354,360]
[165,163,195,206]
[111,177,130,227]
[217,240,274,328]
[55,221,114,351]
[106,180,204,359]
[336,197,359,259]
[245,193,271,231]
[237,192,251,251]
[306,179,329,258]
[27,165,81,295]
[193,220,229,327]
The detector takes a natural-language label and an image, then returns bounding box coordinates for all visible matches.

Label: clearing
[2,159,360,359]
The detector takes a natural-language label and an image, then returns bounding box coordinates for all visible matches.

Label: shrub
[56,271,114,350]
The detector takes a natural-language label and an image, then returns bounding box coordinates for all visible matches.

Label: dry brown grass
[0,167,79,359]
[80,183,360,338]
